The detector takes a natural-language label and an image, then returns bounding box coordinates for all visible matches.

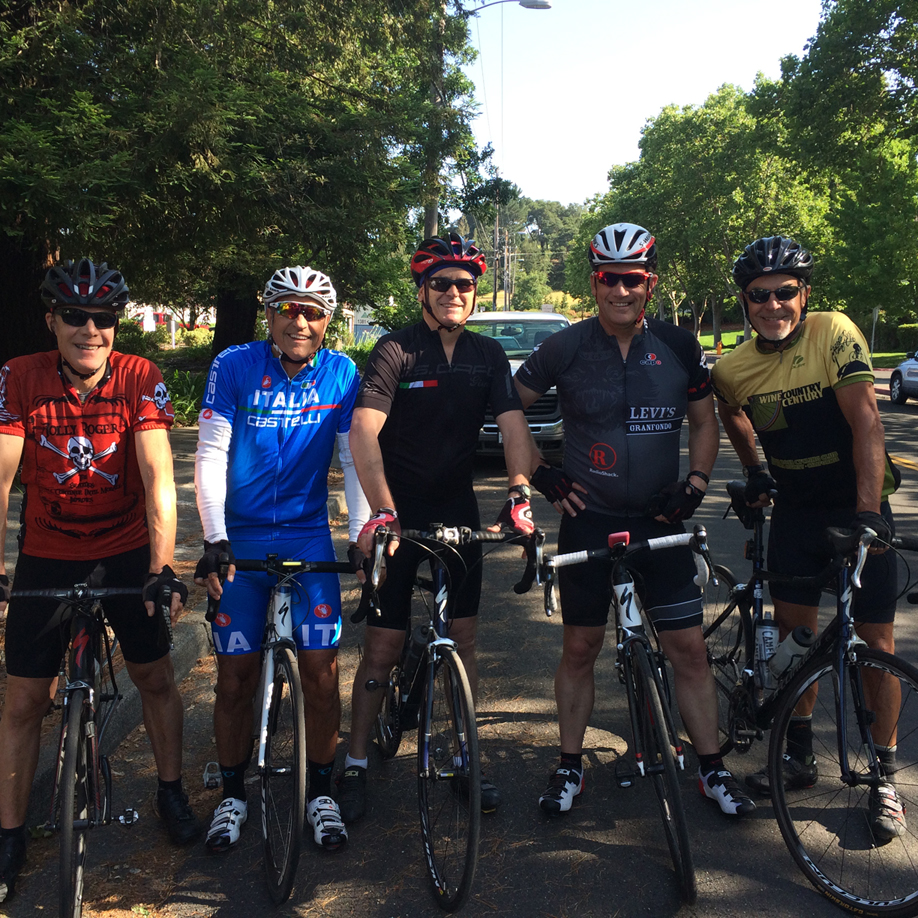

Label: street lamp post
[422,0,551,239]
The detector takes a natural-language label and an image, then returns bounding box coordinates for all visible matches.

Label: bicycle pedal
[614,759,636,788]
[119,808,139,826]
[203,761,221,789]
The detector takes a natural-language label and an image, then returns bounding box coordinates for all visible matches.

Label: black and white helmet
[262,266,337,313]
[588,223,657,271]
[732,236,814,290]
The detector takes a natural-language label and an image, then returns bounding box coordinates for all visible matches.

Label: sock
[220,760,248,802]
[698,753,724,776]
[345,754,368,770]
[308,759,335,800]
[560,751,583,776]
[0,825,25,839]
[786,716,813,761]
[158,777,183,794]
[877,743,898,780]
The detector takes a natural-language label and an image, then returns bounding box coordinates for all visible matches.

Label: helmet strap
[61,357,103,381]
[421,287,475,333]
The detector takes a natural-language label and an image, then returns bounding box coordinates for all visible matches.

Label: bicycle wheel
[60,689,91,918]
[374,664,403,759]
[701,564,749,755]
[770,648,918,917]
[633,647,697,905]
[418,646,481,912]
[261,647,306,905]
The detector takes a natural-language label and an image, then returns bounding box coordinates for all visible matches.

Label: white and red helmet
[262,266,337,313]
[588,223,657,271]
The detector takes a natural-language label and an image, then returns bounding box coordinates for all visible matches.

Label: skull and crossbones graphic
[39,435,119,485]
[141,382,174,416]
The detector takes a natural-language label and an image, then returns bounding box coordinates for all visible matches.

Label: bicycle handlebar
[547,528,707,570]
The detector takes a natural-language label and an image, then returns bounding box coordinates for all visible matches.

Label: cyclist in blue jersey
[194,266,368,852]
[515,223,755,818]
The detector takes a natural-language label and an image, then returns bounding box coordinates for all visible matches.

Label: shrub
[162,369,206,426]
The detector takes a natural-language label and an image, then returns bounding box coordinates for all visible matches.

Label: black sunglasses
[428,276,476,293]
[744,285,802,304]
[55,307,119,329]
[593,271,650,289]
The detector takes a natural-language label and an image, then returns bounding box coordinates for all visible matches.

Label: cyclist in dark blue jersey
[194,266,368,852]
[516,223,754,818]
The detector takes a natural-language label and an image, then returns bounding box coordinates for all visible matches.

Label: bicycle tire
[60,690,91,918]
[374,664,403,759]
[261,647,306,905]
[770,648,918,917]
[701,564,750,755]
[633,647,697,905]
[418,646,481,912]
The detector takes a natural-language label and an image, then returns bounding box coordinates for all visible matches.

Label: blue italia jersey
[198,341,360,540]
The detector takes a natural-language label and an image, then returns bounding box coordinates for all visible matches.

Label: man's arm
[835,380,886,514]
[135,427,182,618]
[349,406,398,555]
[494,409,535,490]
[0,433,24,612]
[715,399,761,468]
[685,393,719,490]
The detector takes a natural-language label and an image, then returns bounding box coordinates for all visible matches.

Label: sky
[462,0,826,206]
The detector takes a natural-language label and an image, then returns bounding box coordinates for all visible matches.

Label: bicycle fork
[255,583,294,773]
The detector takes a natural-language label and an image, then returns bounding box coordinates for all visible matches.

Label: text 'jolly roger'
[39,434,119,485]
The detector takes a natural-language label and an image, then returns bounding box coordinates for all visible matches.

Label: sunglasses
[271,301,331,321]
[428,276,476,293]
[55,307,119,329]
[593,271,650,289]
[744,285,802,304]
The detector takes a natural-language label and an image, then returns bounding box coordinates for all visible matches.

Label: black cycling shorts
[4,545,171,679]
[370,489,483,632]
[557,510,703,632]
[767,501,897,623]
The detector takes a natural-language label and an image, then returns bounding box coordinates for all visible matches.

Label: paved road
[7,398,918,918]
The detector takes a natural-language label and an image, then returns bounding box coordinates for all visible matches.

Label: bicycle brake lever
[852,530,874,590]
[205,552,231,624]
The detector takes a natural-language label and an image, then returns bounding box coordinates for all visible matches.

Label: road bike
[11,583,172,918]
[206,554,351,904]
[356,524,542,913]
[538,525,714,906]
[703,481,918,916]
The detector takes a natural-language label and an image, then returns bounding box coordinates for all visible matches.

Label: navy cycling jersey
[516,316,712,516]
[356,321,521,503]
[199,341,360,539]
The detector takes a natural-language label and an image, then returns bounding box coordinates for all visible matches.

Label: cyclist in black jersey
[711,236,903,839]
[338,234,535,822]
[515,223,755,818]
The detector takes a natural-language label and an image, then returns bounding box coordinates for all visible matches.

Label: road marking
[891,455,918,471]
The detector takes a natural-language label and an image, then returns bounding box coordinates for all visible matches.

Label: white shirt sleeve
[337,430,369,543]
[194,410,233,543]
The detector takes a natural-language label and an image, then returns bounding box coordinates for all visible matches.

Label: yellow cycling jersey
[712,312,896,507]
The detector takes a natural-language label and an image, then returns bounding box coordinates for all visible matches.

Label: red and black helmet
[41,258,130,311]
[410,233,487,287]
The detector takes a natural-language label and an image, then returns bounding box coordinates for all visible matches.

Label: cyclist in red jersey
[0,259,199,904]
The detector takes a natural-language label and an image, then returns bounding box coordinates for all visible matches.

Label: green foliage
[337,336,378,374]
[162,369,205,427]
[115,322,169,359]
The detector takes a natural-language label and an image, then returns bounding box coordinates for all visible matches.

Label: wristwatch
[508,484,532,500]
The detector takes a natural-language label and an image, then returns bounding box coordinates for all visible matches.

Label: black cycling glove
[194,539,235,581]
[143,564,189,606]
[531,465,577,504]
[347,542,368,575]
[853,510,892,545]
[745,470,777,505]
[0,573,9,605]
[646,480,705,523]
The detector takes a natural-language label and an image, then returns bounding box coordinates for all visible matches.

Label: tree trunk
[211,277,259,360]
[0,235,57,366]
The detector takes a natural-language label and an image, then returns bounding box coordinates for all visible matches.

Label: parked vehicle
[466,311,570,461]
[890,353,918,404]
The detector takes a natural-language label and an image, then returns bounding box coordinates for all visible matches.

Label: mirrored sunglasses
[594,271,650,289]
[271,301,331,321]
[428,276,477,293]
[745,285,802,304]
[55,307,119,329]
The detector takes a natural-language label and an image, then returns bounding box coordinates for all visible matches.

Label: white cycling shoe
[206,797,248,851]
[307,796,348,850]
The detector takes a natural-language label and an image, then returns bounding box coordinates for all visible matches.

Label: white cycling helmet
[588,223,657,271]
[262,266,337,313]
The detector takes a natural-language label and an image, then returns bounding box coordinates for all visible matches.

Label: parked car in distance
[466,310,571,461]
[890,353,918,404]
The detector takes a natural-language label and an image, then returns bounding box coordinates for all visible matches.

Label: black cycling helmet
[410,233,487,287]
[732,236,814,290]
[41,258,130,311]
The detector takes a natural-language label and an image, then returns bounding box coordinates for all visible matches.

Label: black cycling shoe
[0,833,26,904]
[480,777,502,814]
[156,787,204,845]
[746,754,818,796]
[337,765,367,823]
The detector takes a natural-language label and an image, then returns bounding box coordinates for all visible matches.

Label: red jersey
[0,350,174,559]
